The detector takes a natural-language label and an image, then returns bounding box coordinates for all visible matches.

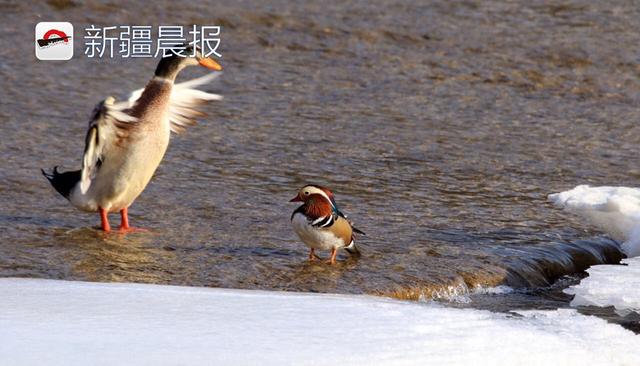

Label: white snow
[549,185,640,256]
[1,278,639,366]
[564,257,640,315]
[550,185,640,315]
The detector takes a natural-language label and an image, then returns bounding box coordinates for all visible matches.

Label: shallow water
[1,0,639,322]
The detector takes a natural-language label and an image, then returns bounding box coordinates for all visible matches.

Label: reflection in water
[57,228,169,284]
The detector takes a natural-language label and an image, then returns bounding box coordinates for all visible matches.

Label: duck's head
[154,44,222,80]
[290,184,336,206]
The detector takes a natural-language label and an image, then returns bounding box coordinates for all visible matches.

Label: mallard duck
[42,46,222,232]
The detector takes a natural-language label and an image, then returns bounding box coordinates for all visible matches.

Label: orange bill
[199,57,222,71]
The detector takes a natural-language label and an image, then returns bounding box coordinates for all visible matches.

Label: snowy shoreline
[1,278,638,366]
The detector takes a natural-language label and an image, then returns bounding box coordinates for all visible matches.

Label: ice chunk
[564,257,640,315]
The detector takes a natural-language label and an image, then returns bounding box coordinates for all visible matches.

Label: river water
[1,0,639,329]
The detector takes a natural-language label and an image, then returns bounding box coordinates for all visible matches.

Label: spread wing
[127,73,222,134]
[80,97,137,194]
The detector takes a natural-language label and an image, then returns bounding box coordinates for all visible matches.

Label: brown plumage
[302,194,333,220]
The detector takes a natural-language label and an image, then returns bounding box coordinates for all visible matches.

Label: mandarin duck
[290,185,365,264]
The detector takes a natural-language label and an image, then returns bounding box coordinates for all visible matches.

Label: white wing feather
[80,97,137,194]
[127,73,222,133]
[80,73,220,193]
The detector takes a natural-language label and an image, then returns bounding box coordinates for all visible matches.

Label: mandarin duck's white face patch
[299,186,333,206]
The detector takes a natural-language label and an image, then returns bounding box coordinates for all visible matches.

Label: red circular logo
[43,29,69,43]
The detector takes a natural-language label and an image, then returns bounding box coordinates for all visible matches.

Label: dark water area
[1,0,640,327]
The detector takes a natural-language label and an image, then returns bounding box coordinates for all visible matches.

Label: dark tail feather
[41,166,81,200]
[344,240,361,257]
[353,226,366,235]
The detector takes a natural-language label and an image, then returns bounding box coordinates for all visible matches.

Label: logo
[35,22,74,60]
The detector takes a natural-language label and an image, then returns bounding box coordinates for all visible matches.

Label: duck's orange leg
[328,248,337,265]
[309,248,316,261]
[118,207,147,233]
[119,207,130,231]
[99,207,111,232]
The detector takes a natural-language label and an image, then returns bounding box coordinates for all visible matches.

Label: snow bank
[564,257,640,315]
[549,185,640,256]
[550,185,640,315]
[1,278,638,366]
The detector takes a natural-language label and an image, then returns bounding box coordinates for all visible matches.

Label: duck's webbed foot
[117,207,149,233]
[308,248,322,261]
